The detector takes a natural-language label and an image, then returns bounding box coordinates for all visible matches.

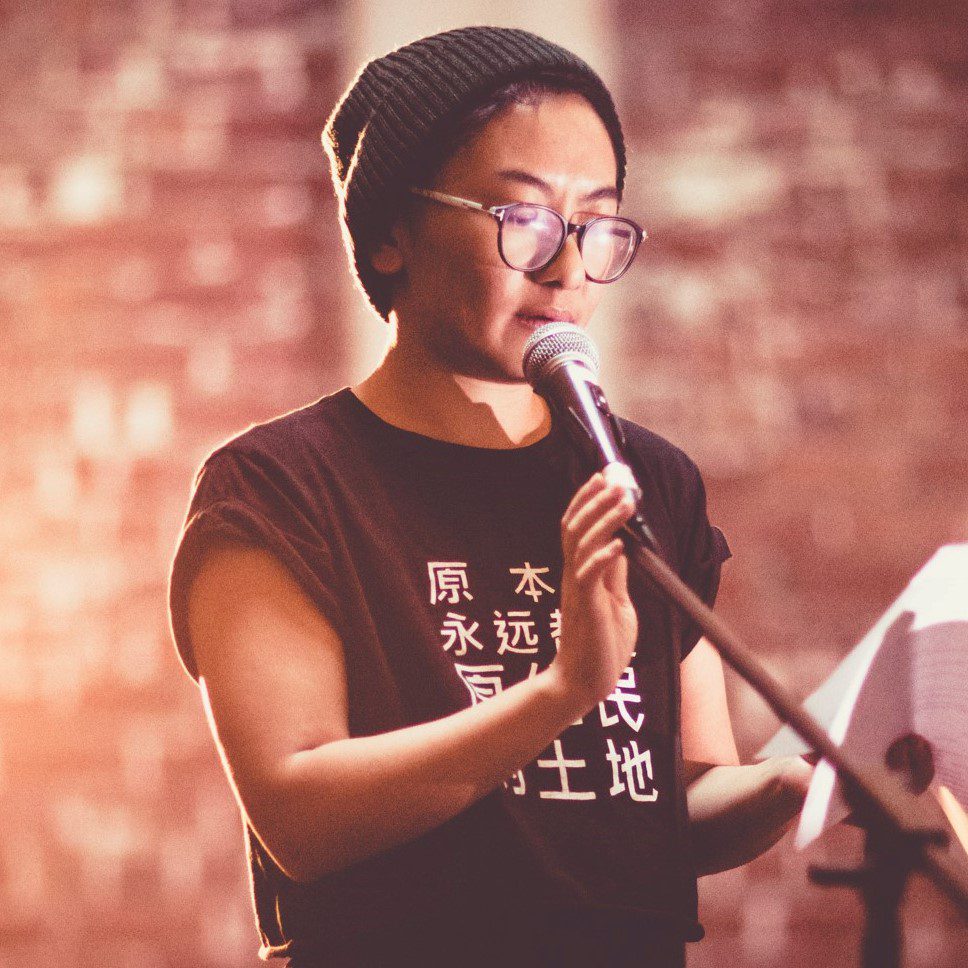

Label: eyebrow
[495,168,619,204]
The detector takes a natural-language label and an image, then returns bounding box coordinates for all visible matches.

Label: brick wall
[0,2,348,966]
[612,1,968,964]
[1,1,966,966]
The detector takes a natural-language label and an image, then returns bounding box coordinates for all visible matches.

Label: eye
[573,209,618,224]
[505,205,547,227]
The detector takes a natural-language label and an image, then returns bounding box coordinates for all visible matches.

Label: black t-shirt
[168,388,730,966]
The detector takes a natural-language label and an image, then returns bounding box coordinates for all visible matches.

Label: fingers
[561,471,608,530]
[563,475,634,553]
[572,489,635,563]
[573,537,625,585]
[561,472,636,597]
[602,536,629,597]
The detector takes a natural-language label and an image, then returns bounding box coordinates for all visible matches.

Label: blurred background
[1,0,966,965]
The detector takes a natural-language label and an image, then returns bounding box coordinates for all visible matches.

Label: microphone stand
[522,317,968,964]
[619,512,968,968]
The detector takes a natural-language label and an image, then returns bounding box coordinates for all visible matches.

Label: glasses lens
[499,205,564,271]
[580,218,639,281]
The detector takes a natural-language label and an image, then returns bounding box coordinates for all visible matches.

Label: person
[168,26,813,968]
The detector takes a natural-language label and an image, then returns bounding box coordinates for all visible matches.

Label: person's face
[375,92,620,383]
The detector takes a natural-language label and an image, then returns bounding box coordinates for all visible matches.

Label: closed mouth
[515,312,576,326]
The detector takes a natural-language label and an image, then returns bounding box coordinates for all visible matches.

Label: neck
[352,328,551,449]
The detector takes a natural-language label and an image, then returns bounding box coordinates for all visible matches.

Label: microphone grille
[522,322,600,387]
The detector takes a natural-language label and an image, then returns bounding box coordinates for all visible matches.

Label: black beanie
[322,25,627,320]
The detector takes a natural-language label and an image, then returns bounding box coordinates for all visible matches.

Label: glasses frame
[410,188,647,283]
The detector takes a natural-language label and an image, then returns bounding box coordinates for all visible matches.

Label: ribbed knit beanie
[322,26,626,320]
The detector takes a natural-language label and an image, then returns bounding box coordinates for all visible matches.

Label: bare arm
[687,755,813,875]
[681,637,740,768]
[188,473,638,883]
[681,639,813,875]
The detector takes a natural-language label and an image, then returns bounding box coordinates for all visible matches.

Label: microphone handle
[540,362,625,469]
[538,362,658,550]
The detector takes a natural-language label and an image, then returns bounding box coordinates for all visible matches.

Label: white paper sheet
[757,544,968,849]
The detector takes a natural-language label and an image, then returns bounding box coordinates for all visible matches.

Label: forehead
[437,92,618,197]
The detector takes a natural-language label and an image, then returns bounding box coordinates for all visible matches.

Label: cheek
[416,241,521,317]
[584,283,606,318]
[463,262,523,314]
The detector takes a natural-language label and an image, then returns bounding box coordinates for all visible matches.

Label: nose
[532,229,585,290]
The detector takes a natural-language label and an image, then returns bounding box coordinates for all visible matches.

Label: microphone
[522,322,657,548]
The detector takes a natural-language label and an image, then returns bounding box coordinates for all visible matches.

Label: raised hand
[550,471,639,714]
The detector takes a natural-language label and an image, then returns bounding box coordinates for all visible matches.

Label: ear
[370,222,406,276]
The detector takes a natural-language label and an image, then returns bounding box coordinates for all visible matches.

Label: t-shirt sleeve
[674,457,731,661]
[167,446,345,682]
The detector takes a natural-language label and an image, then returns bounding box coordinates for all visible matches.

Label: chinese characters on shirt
[426,559,657,804]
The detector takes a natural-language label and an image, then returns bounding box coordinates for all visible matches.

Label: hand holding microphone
[523,322,646,711]
[552,471,639,712]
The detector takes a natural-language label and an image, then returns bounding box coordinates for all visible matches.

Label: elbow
[274,843,327,885]
[243,788,336,885]
[255,820,335,884]
[241,756,349,884]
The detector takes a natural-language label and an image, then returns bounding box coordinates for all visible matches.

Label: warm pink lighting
[50,155,121,224]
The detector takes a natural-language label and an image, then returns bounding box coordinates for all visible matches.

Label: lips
[515,310,576,326]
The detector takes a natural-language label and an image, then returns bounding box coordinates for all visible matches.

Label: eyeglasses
[410,188,647,284]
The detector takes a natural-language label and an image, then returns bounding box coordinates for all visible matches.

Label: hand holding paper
[758,544,968,849]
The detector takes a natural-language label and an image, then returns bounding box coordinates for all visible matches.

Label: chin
[488,340,531,384]
[436,329,526,383]
[474,360,528,385]
[453,349,527,384]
